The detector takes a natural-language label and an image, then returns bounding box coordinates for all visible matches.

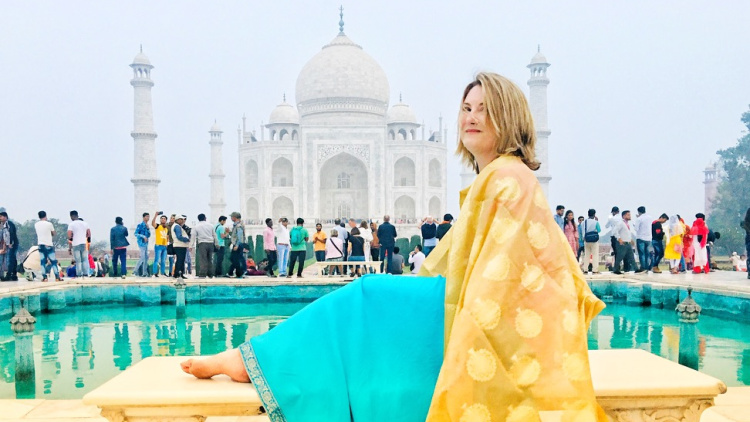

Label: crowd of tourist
[3,203,750,282]
[553,204,732,276]
[0,207,457,282]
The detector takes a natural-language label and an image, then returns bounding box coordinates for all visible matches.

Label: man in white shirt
[633,206,653,272]
[408,245,426,274]
[605,206,622,267]
[276,218,291,277]
[34,210,62,282]
[613,210,639,274]
[67,210,91,278]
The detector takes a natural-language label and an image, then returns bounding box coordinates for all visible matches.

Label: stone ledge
[82,349,726,422]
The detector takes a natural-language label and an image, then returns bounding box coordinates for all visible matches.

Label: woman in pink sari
[563,209,579,254]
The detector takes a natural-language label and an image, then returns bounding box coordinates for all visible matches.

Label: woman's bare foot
[180,349,251,383]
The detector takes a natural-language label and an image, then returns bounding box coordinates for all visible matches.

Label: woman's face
[566,211,574,221]
[460,85,497,161]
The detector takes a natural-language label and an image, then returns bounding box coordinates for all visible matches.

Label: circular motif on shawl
[490,218,520,244]
[506,405,537,422]
[460,403,492,422]
[466,348,497,382]
[521,264,546,292]
[563,353,588,382]
[470,298,502,330]
[527,222,549,250]
[560,271,577,297]
[533,187,547,209]
[482,253,511,280]
[562,310,579,335]
[515,309,543,339]
[494,177,521,203]
[510,355,541,387]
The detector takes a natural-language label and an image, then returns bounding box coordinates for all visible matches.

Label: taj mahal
[128,12,552,231]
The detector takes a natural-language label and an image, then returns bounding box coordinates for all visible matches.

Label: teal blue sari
[239,275,445,422]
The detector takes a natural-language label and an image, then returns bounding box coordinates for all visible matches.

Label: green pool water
[1,302,749,399]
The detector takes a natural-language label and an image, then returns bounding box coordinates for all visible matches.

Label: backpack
[291,227,303,245]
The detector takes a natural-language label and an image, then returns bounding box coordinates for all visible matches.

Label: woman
[563,209,578,254]
[348,227,366,276]
[664,215,684,274]
[358,220,373,261]
[691,216,709,274]
[181,73,606,422]
[369,221,380,262]
[324,230,344,276]
[682,217,694,272]
[741,208,750,279]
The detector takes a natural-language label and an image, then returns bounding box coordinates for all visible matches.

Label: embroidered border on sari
[239,341,286,422]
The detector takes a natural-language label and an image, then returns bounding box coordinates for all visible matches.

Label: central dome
[295,33,390,115]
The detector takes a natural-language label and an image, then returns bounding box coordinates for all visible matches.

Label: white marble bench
[314,260,381,276]
[83,349,726,422]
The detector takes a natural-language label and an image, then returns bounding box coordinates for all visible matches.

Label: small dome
[530,51,548,65]
[132,51,152,66]
[387,102,417,124]
[295,34,390,108]
[210,121,222,132]
[268,101,300,125]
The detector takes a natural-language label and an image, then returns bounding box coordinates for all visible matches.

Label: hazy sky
[2,1,748,240]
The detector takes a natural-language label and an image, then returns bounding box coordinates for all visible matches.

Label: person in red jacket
[691,214,710,274]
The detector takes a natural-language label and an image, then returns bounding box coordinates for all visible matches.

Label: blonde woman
[181,73,606,422]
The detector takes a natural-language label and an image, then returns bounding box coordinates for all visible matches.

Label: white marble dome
[295,34,390,106]
[268,101,300,124]
[132,51,152,66]
[210,121,222,132]
[530,51,548,65]
[387,102,417,124]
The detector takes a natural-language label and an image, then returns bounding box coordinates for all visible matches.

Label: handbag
[584,220,599,243]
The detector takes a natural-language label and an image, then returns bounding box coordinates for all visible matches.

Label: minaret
[527,46,551,197]
[703,162,718,217]
[130,47,160,224]
[209,121,226,222]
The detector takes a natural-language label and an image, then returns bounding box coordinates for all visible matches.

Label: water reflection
[1,302,749,399]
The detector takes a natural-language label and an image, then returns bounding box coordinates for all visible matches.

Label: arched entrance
[272,196,294,221]
[319,153,368,220]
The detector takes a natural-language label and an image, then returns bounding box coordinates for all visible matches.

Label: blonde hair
[456,72,540,171]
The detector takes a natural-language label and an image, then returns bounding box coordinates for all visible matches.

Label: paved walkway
[588,269,750,295]
[2,269,749,297]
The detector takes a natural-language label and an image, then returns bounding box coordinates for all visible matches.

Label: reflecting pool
[1,302,749,399]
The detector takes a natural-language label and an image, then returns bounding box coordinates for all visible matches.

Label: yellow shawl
[420,156,607,422]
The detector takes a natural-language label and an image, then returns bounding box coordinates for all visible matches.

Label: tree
[710,106,750,255]
[14,218,69,253]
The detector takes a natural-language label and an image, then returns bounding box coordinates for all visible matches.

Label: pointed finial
[140,44,143,53]
[339,5,345,34]
[399,92,402,103]
[537,44,540,53]
[283,92,286,102]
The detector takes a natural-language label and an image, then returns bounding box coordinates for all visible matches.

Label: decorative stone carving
[611,398,713,422]
[318,145,370,164]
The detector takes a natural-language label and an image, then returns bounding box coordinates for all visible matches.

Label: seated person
[246,256,267,276]
[408,245,426,274]
[389,247,404,275]
[66,260,77,278]
[99,257,110,277]
[732,252,747,271]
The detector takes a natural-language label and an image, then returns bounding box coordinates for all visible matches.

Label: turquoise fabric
[239,274,445,422]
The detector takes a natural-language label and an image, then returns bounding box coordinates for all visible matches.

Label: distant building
[704,162,719,217]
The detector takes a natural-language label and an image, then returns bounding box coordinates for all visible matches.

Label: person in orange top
[312,223,327,264]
